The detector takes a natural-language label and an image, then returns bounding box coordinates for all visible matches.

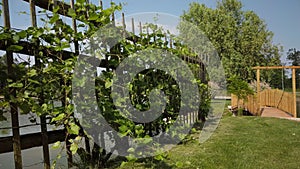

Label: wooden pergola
[253,66,300,117]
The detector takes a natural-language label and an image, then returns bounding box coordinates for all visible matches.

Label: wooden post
[139,21,142,36]
[164,33,167,47]
[2,0,23,168]
[99,0,103,10]
[70,0,79,55]
[131,18,135,35]
[85,0,89,18]
[146,26,149,35]
[110,2,115,27]
[30,1,51,168]
[122,13,126,38]
[131,18,136,43]
[40,116,50,169]
[256,69,261,115]
[292,68,297,117]
[112,11,115,26]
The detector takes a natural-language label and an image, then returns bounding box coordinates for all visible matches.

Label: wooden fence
[0,0,205,169]
[179,111,199,124]
[231,89,294,116]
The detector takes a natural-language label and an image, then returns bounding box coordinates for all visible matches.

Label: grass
[112,115,300,169]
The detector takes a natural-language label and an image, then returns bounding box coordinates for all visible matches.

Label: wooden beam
[253,66,300,70]
[0,40,73,60]
[22,0,70,17]
[0,40,113,68]
[122,13,126,38]
[139,22,142,36]
[0,130,66,154]
[256,69,261,115]
[2,0,23,168]
[292,68,297,117]
[131,18,135,35]
[22,0,101,27]
[70,0,79,55]
[0,40,204,70]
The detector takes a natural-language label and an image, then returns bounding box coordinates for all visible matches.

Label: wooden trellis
[0,0,207,169]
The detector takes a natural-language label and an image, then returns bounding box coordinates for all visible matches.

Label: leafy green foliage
[228,76,254,100]
[181,0,282,83]
[287,48,300,88]
[228,76,254,115]
[0,1,210,168]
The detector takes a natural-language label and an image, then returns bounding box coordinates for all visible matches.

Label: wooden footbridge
[232,89,295,117]
[232,66,300,118]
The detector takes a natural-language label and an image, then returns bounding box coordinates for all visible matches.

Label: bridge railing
[231,93,258,115]
[231,89,294,116]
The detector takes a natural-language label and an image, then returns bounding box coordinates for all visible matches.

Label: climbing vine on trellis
[0,1,210,168]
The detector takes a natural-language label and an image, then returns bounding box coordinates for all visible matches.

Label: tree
[180,0,282,83]
[227,76,254,115]
[287,48,300,88]
[268,69,286,89]
[287,48,300,66]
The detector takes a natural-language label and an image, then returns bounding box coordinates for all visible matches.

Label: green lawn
[114,116,300,169]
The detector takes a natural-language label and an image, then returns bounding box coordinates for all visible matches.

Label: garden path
[261,107,300,122]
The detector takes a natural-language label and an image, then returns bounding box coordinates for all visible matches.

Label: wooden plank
[122,13,126,37]
[2,0,23,168]
[292,68,297,117]
[40,116,50,169]
[0,40,113,68]
[256,69,261,115]
[111,9,115,26]
[139,22,142,35]
[131,18,135,35]
[0,41,73,60]
[253,66,300,70]
[0,130,66,154]
[21,0,104,28]
[0,39,204,69]
[70,0,79,55]
[22,0,71,17]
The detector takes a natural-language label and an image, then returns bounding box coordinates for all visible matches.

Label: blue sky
[104,0,300,64]
[2,0,300,64]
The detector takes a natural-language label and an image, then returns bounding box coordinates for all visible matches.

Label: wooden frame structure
[0,0,207,169]
[253,66,300,117]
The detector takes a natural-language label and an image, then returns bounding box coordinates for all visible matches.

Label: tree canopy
[287,48,300,66]
[180,0,282,83]
[287,48,300,88]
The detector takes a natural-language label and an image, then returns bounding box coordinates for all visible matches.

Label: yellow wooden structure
[232,66,300,117]
[231,89,294,116]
